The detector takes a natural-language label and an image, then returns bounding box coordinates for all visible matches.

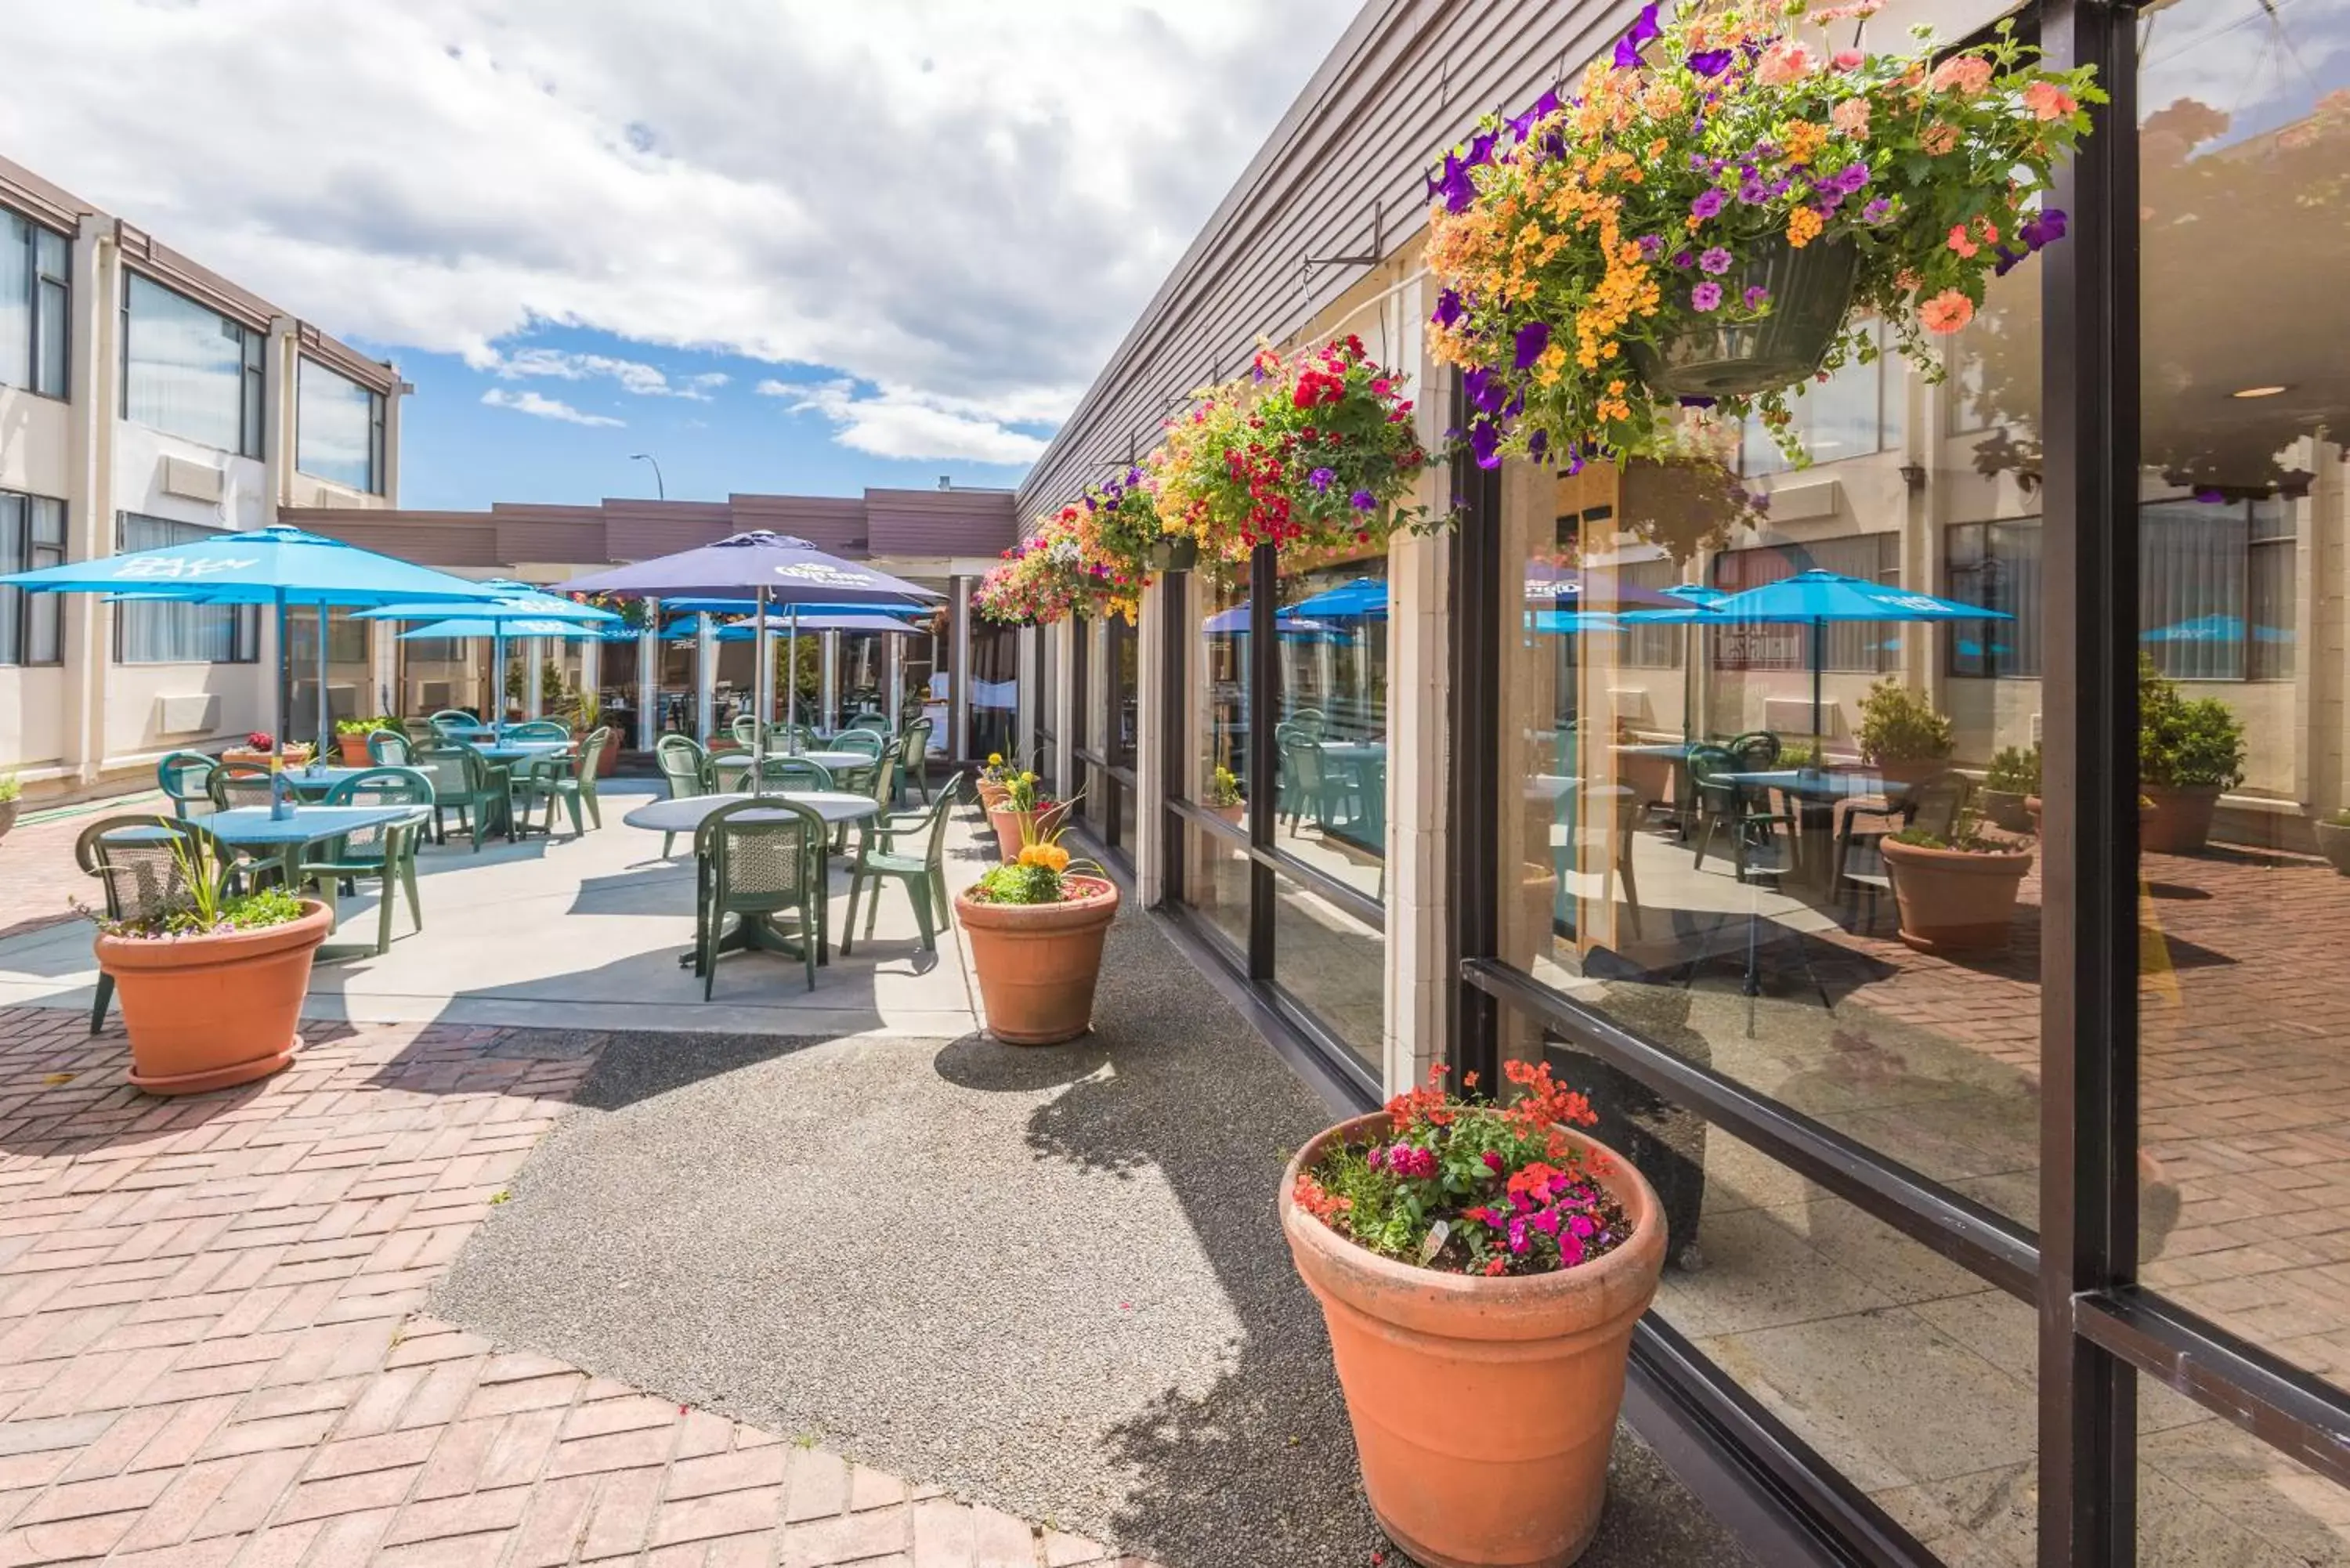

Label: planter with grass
[0,771,18,844]
[333,716,400,765]
[1204,764,1246,827]
[1881,811,2034,954]
[2315,813,2350,876]
[2138,656,2245,854]
[956,824,1117,1046]
[220,732,313,771]
[90,833,328,1094]
[1981,745,2041,833]
[1282,1060,1662,1568]
[985,769,1069,862]
[1857,679,1955,788]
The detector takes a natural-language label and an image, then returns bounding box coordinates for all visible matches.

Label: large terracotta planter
[976,779,1011,813]
[1211,800,1246,828]
[1980,788,2032,834]
[96,900,331,1094]
[1625,235,1858,399]
[220,746,311,770]
[1881,839,2034,954]
[2315,818,2350,876]
[335,732,377,765]
[956,875,1119,1045]
[1281,1115,1665,1568]
[2141,783,2222,854]
[0,799,16,845]
[1870,757,1950,789]
[987,802,1069,862]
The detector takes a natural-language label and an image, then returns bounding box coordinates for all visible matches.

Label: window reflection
[1272,551,1388,901]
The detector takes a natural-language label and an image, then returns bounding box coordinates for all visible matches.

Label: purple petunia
[1687,47,1734,77]
[1744,285,1770,309]
[1307,468,1336,493]
[1350,489,1377,511]
[1636,233,1665,258]
[1430,152,1477,215]
[1737,178,1770,204]
[1861,197,1893,224]
[1611,2,1662,70]
[1463,365,1506,415]
[1691,281,1723,311]
[1835,161,1871,193]
[1671,249,1695,269]
[1528,429,1551,461]
[1471,419,1503,471]
[2019,207,2069,250]
[1513,320,1553,370]
[1699,246,1733,275]
[1432,288,1464,329]
[1676,395,1717,409]
[1690,188,1728,220]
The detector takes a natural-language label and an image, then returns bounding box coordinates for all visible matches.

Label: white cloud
[758,378,1047,465]
[475,347,730,399]
[3,1,1361,469]
[480,387,625,427]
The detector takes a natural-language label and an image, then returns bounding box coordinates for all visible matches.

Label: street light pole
[630,453,665,500]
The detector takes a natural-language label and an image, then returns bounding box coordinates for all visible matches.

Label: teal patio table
[100,804,429,958]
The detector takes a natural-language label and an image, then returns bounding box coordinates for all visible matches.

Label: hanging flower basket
[1149,535,1198,573]
[1625,233,1860,399]
[1424,0,2101,470]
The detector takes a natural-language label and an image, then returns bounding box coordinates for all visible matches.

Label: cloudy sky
[3,1,1361,507]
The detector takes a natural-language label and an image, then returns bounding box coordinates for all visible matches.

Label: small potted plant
[1879,804,2034,953]
[569,694,620,775]
[2314,811,2350,876]
[985,768,1068,863]
[955,817,1119,1045]
[1282,1059,1664,1568]
[2138,656,2245,854]
[332,716,394,765]
[1856,679,1954,786]
[222,731,313,769]
[976,753,1018,813]
[1204,764,1246,826]
[90,828,330,1093]
[0,772,20,845]
[1982,743,2041,833]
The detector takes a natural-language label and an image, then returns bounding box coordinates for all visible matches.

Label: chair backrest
[208,762,277,811]
[323,768,433,857]
[731,714,761,746]
[76,815,226,926]
[707,753,755,794]
[576,727,611,781]
[428,709,478,732]
[696,799,822,912]
[506,720,570,742]
[367,729,414,766]
[408,745,481,803]
[1686,743,1743,813]
[1907,770,1974,839]
[1287,708,1328,739]
[655,735,707,798]
[907,774,965,873]
[833,728,886,759]
[157,752,217,815]
[768,757,834,791]
[782,723,819,750]
[862,749,898,811]
[1727,732,1781,771]
[1283,733,1326,792]
[900,716,933,761]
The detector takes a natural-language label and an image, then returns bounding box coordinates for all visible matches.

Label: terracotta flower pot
[1211,800,1246,827]
[1871,757,1949,789]
[0,800,16,845]
[95,900,331,1094]
[1980,788,2032,834]
[988,802,1068,862]
[221,746,312,770]
[1281,1114,1665,1568]
[2141,782,2222,854]
[335,732,375,765]
[976,779,1011,813]
[955,875,1119,1045]
[1881,839,2034,954]
[2315,818,2350,876]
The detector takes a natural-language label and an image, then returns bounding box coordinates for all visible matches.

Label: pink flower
[1929,56,1994,96]
[2023,81,2078,121]
[1831,99,1871,140]
[1920,290,1976,334]
[1831,49,1865,72]
[1947,224,1979,258]
[1755,42,1813,85]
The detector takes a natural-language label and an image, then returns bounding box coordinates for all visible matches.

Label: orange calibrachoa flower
[1423,0,2100,468]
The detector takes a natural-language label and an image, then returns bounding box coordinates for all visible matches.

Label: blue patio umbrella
[395,616,609,641]
[0,523,501,770]
[358,580,617,735]
[712,610,926,641]
[1676,569,2011,738]
[557,531,942,780]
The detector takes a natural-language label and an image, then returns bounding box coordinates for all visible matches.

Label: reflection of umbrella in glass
[359,580,617,735]
[1202,602,1331,635]
[2,524,501,765]
[561,532,941,782]
[1524,563,1697,609]
[1656,569,2010,739]
[2140,613,2291,644]
[1288,576,1389,620]
[1528,609,1625,635]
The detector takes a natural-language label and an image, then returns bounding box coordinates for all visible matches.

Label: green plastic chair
[76,815,235,1031]
[766,756,835,793]
[208,761,277,812]
[410,743,509,851]
[514,727,611,837]
[653,735,709,854]
[841,773,964,956]
[505,719,572,742]
[367,729,414,766]
[708,753,758,794]
[304,768,431,954]
[428,709,480,739]
[830,728,887,794]
[837,748,898,854]
[694,798,826,995]
[157,752,218,820]
[731,714,765,747]
[1688,743,1795,884]
[896,717,935,807]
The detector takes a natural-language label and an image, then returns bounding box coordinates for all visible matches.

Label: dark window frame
[1,213,73,401]
[0,490,65,666]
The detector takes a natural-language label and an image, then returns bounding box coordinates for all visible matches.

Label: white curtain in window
[115,515,254,663]
[123,275,248,453]
[0,216,28,393]
[296,359,378,491]
[2141,502,2249,681]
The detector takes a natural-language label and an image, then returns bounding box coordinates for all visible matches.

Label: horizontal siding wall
[1018,0,1640,520]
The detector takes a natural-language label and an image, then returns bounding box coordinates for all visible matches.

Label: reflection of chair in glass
[1556,784,1643,941]
[1688,744,1795,883]
[1278,732,1350,833]
[1835,769,1975,929]
[1726,731,1780,772]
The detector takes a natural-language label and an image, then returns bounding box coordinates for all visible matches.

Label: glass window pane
[2135,0,2350,1395]
[2138,1381,2350,1564]
[1272,551,1386,901]
[124,275,249,452]
[0,215,28,392]
[0,493,22,667]
[1271,871,1383,1068]
[295,359,381,491]
[1189,566,1250,810]
[34,278,66,398]
[969,623,1018,763]
[114,514,254,664]
[1181,822,1251,956]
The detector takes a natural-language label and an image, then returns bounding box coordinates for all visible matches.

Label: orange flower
[1920,122,1960,155]
[1831,99,1870,139]
[1947,223,1979,258]
[1929,56,1993,96]
[2023,81,2077,121]
[1919,289,1975,334]
[1787,206,1824,248]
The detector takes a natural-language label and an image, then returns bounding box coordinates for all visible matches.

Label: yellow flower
[987,753,1003,767]
[1020,771,1036,785]
[1018,843,1071,873]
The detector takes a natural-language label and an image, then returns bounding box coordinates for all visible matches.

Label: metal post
[313,605,330,751]
[950,575,972,761]
[1246,545,1277,981]
[884,633,904,732]
[637,598,660,752]
[695,613,716,743]
[820,629,840,734]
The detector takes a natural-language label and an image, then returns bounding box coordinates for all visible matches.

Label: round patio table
[622,792,881,971]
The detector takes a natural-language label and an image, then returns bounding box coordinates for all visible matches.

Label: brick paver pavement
[0,1006,1155,1567]
[0,807,131,946]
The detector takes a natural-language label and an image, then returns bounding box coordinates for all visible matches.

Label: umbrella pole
[786,605,799,753]
[1811,621,1825,753]
[273,594,293,816]
[492,628,507,737]
[752,586,768,792]
[314,607,330,766]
